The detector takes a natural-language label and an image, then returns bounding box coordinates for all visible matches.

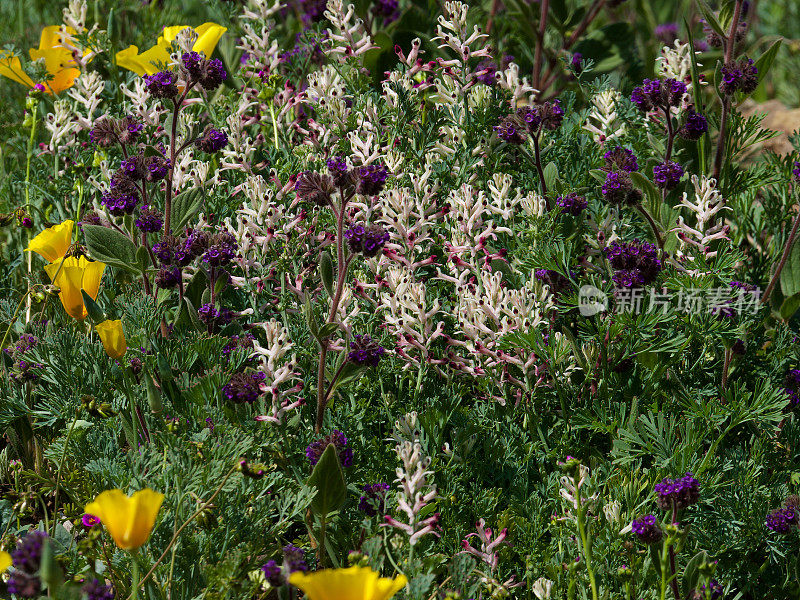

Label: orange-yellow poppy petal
[95,320,127,360]
[0,551,10,573]
[193,23,227,57]
[79,256,106,300]
[0,52,35,88]
[160,25,190,45]
[289,566,407,600]
[29,46,79,94]
[25,219,74,262]
[37,25,76,50]
[85,489,163,550]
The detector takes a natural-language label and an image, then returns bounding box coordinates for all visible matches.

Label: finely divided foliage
[0,0,800,599]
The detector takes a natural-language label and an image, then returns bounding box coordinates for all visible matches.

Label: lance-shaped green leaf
[306,443,347,517]
[80,289,106,324]
[170,187,205,233]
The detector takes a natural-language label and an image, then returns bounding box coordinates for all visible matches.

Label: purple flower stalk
[631,515,662,544]
[604,146,639,172]
[144,70,179,99]
[653,161,684,190]
[222,371,266,403]
[678,109,708,141]
[196,128,228,153]
[605,240,662,288]
[765,507,797,534]
[654,472,700,511]
[359,483,390,516]
[356,164,389,196]
[556,193,588,216]
[348,334,386,366]
[630,78,686,112]
[345,224,390,258]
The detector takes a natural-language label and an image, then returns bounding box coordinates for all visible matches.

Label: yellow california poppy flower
[84,489,164,550]
[44,255,105,321]
[25,219,74,262]
[116,23,227,76]
[0,551,10,573]
[95,319,127,359]
[0,26,85,94]
[289,566,407,600]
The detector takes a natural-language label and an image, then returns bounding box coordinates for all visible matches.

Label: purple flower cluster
[345,224,390,258]
[372,0,400,25]
[604,147,639,172]
[556,193,587,216]
[203,231,238,267]
[654,472,700,511]
[653,160,684,190]
[135,205,164,233]
[348,334,386,367]
[181,52,227,90]
[261,545,308,588]
[783,369,800,405]
[605,240,662,288]
[601,171,642,206]
[198,303,234,330]
[155,267,181,289]
[196,128,228,153]
[6,334,43,385]
[222,334,256,360]
[82,579,115,600]
[306,430,353,467]
[494,116,525,144]
[698,580,724,600]
[495,100,564,142]
[144,70,179,99]
[359,483,390,516]
[222,371,266,403]
[571,52,583,73]
[765,506,797,534]
[90,115,144,147]
[8,531,47,597]
[630,78,686,112]
[720,58,758,96]
[631,515,662,545]
[678,109,709,141]
[655,22,679,44]
[356,164,389,196]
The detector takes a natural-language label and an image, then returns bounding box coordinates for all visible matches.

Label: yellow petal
[79,256,106,300]
[0,51,35,88]
[44,256,105,321]
[25,220,74,262]
[160,25,190,45]
[37,25,77,51]
[116,43,171,76]
[95,320,127,360]
[85,489,163,550]
[289,566,406,600]
[0,551,10,573]
[193,23,227,57]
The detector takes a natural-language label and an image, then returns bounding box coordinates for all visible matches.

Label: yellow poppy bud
[84,489,164,550]
[95,320,127,359]
[289,566,407,600]
[116,23,227,76]
[25,220,74,262]
[0,551,10,573]
[44,256,105,320]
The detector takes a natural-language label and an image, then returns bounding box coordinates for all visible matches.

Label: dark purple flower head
[182,51,204,76]
[655,22,679,44]
[144,70,179,99]
[602,171,642,206]
[296,171,335,206]
[120,155,147,180]
[7,571,42,598]
[517,100,564,131]
[119,115,145,145]
[222,334,256,359]
[630,78,686,112]
[654,472,700,511]
[766,507,797,534]
[155,267,181,289]
[222,371,266,403]
[494,115,526,144]
[556,193,588,216]
[306,430,353,468]
[605,239,662,288]
[785,369,800,405]
[201,58,227,90]
[696,580,724,600]
[135,205,164,233]
[326,156,353,187]
[535,269,571,294]
[356,164,389,196]
[101,186,139,216]
[631,515,662,545]
[372,0,400,25]
[203,231,238,267]
[571,52,583,73]
[653,161,684,190]
[604,147,639,172]
[183,229,210,259]
[198,303,234,331]
[90,117,120,147]
[12,530,47,574]
[262,560,284,587]
[346,224,390,258]
[720,58,758,96]
[359,483,390,516]
[146,155,171,181]
[283,544,308,573]
[196,128,228,153]
[678,109,708,141]
[793,161,800,184]
[82,578,115,600]
[348,334,386,367]
[153,235,187,266]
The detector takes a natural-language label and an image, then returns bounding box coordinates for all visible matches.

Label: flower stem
[762,192,800,304]
[50,409,81,536]
[574,486,598,600]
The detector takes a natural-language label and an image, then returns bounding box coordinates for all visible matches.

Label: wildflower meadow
[1,0,800,598]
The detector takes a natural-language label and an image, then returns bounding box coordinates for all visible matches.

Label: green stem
[574,490,598,600]
[269,102,279,148]
[131,556,140,600]
[659,539,670,600]
[51,410,81,536]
